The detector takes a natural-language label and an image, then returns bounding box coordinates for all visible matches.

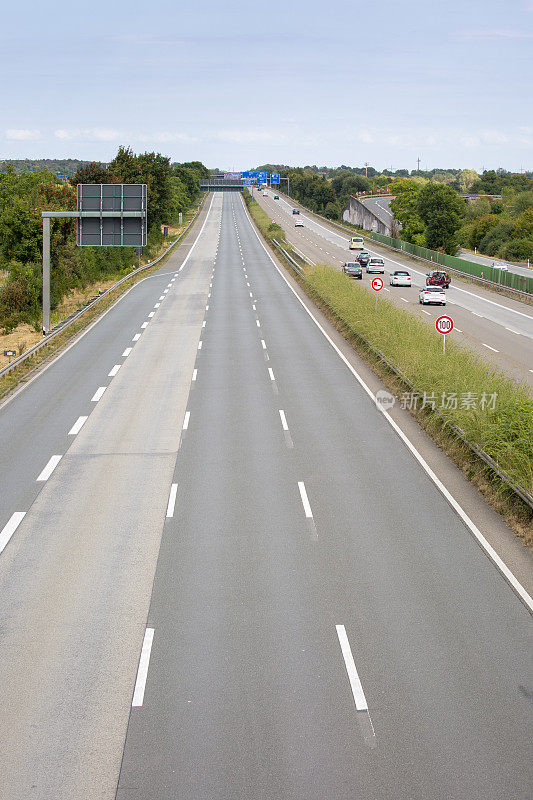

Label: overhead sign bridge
[200,178,244,192]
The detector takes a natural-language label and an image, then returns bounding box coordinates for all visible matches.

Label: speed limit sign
[435,315,453,334]
[435,315,453,354]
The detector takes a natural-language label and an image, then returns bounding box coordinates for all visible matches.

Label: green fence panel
[369,232,533,294]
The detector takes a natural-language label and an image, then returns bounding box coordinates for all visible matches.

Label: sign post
[371,276,383,310]
[435,315,453,355]
[3,349,16,364]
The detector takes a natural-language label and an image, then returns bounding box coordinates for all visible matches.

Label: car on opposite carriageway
[342,262,363,279]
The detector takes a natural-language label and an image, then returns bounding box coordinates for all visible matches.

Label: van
[349,237,365,250]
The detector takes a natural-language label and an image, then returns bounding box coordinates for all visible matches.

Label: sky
[1,0,532,172]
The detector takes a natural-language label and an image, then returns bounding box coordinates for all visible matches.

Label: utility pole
[417,157,421,174]
[364,162,369,178]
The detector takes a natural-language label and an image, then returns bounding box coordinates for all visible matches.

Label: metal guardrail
[268,229,533,510]
[271,239,305,277]
[0,199,206,382]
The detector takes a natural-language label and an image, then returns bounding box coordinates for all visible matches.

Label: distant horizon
[1,155,531,177]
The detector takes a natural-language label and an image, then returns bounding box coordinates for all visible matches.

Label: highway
[0,192,532,799]
[256,190,533,388]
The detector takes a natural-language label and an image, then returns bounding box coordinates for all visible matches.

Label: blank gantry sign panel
[77,184,147,247]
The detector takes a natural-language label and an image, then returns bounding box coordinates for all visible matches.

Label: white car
[492,262,509,271]
[366,257,385,274]
[294,220,304,227]
[419,286,446,305]
[390,270,411,286]
[263,192,268,196]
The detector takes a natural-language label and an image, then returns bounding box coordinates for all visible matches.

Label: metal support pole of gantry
[42,217,51,335]
[41,210,145,336]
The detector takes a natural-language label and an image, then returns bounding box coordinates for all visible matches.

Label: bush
[479,222,515,256]
[497,238,533,261]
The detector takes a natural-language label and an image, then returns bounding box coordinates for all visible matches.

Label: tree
[513,206,533,239]
[456,169,479,192]
[69,162,111,186]
[389,180,426,245]
[416,183,466,253]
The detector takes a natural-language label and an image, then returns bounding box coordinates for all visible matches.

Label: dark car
[292,208,300,214]
[355,250,370,264]
[342,262,363,279]
[357,252,371,267]
[426,270,451,288]
[273,195,279,200]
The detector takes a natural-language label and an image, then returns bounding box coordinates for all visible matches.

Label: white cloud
[54,128,121,141]
[481,130,508,144]
[5,128,42,141]
[55,128,196,144]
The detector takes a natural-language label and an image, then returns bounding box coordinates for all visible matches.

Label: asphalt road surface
[257,190,533,388]
[0,193,531,800]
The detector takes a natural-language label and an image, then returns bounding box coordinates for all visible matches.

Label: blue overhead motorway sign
[270,174,280,184]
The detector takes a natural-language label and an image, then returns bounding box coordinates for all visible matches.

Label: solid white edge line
[37,454,62,482]
[0,512,26,554]
[183,411,190,430]
[108,364,121,376]
[482,343,499,352]
[166,483,178,517]
[279,409,289,431]
[298,481,313,518]
[132,627,155,707]
[177,194,215,274]
[336,624,369,712]
[68,415,88,435]
[91,386,107,402]
[240,193,533,614]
